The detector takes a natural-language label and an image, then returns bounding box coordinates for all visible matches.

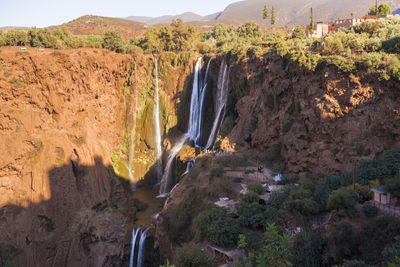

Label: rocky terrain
[1,46,399,265]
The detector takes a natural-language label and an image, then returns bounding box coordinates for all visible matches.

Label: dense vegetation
[2,17,399,82]
[163,145,400,266]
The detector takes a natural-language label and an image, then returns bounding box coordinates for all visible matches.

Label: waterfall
[129,228,148,267]
[137,229,148,267]
[205,59,229,150]
[187,57,211,147]
[159,57,210,194]
[154,59,163,183]
[182,158,196,176]
[129,228,140,267]
[128,62,139,182]
[159,133,189,195]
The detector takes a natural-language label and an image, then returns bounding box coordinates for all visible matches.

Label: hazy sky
[0,0,240,27]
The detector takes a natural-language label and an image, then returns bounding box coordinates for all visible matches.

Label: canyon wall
[0,47,201,266]
[226,53,400,177]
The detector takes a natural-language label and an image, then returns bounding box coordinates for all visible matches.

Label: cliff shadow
[0,157,141,267]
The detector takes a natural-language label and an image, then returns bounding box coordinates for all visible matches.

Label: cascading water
[129,228,140,267]
[159,57,210,195]
[154,59,163,183]
[205,59,229,150]
[182,158,196,176]
[159,133,189,195]
[137,228,148,267]
[129,228,148,267]
[188,57,211,147]
[128,62,139,182]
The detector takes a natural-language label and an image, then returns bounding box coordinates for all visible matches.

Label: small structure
[333,18,366,30]
[306,22,329,38]
[371,186,391,205]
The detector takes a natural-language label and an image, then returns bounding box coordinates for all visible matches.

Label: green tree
[378,3,392,15]
[387,174,400,198]
[292,27,306,39]
[310,8,314,35]
[271,6,276,26]
[263,5,269,37]
[326,187,357,216]
[175,243,211,267]
[328,221,359,264]
[194,204,240,248]
[256,223,293,267]
[351,12,354,19]
[237,21,262,39]
[102,31,124,53]
[291,229,328,267]
[382,236,400,265]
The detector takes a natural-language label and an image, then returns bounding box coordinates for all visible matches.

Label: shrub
[209,176,235,198]
[175,243,211,267]
[236,200,266,228]
[323,56,356,73]
[292,27,306,39]
[387,174,400,198]
[362,203,379,218]
[328,221,359,264]
[291,229,328,267]
[270,185,291,209]
[241,191,260,203]
[209,166,225,177]
[248,182,264,195]
[5,30,28,46]
[362,52,383,71]
[359,215,400,263]
[102,31,124,53]
[326,187,357,216]
[194,204,240,248]
[324,35,344,55]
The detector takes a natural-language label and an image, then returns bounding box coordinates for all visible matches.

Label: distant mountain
[217,0,400,26]
[126,12,221,25]
[127,0,400,27]
[60,15,147,39]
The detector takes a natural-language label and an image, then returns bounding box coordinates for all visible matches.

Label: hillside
[60,15,147,39]
[126,0,400,27]
[126,11,221,25]
[217,0,400,26]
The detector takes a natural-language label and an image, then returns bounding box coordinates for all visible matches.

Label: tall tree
[351,12,354,19]
[310,8,314,35]
[271,6,276,26]
[263,5,269,38]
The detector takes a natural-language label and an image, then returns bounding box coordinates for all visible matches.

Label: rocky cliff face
[1,47,399,265]
[0,47,202,266]
[0,47,135,266]
[227,53,400,177]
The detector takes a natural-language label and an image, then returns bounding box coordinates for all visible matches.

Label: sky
[0,0,241,27]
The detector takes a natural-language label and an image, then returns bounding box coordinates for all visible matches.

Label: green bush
[5,30,28,46]
[102,31,124,52]
[241,191,260,203]
[362,52,383,71]
[291,229,328,267]
[359,215,400,263]
[328,221,359,264]
[323,56,356,73]
[236,200,266,228]
[209,166,225,177]
[175,243,211,267]
[194,204,240,248]
[248,181,264,195]
[326,187,357,216]
[387,174,400,198]
[362,203,379,218]
[292,27,306,39]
